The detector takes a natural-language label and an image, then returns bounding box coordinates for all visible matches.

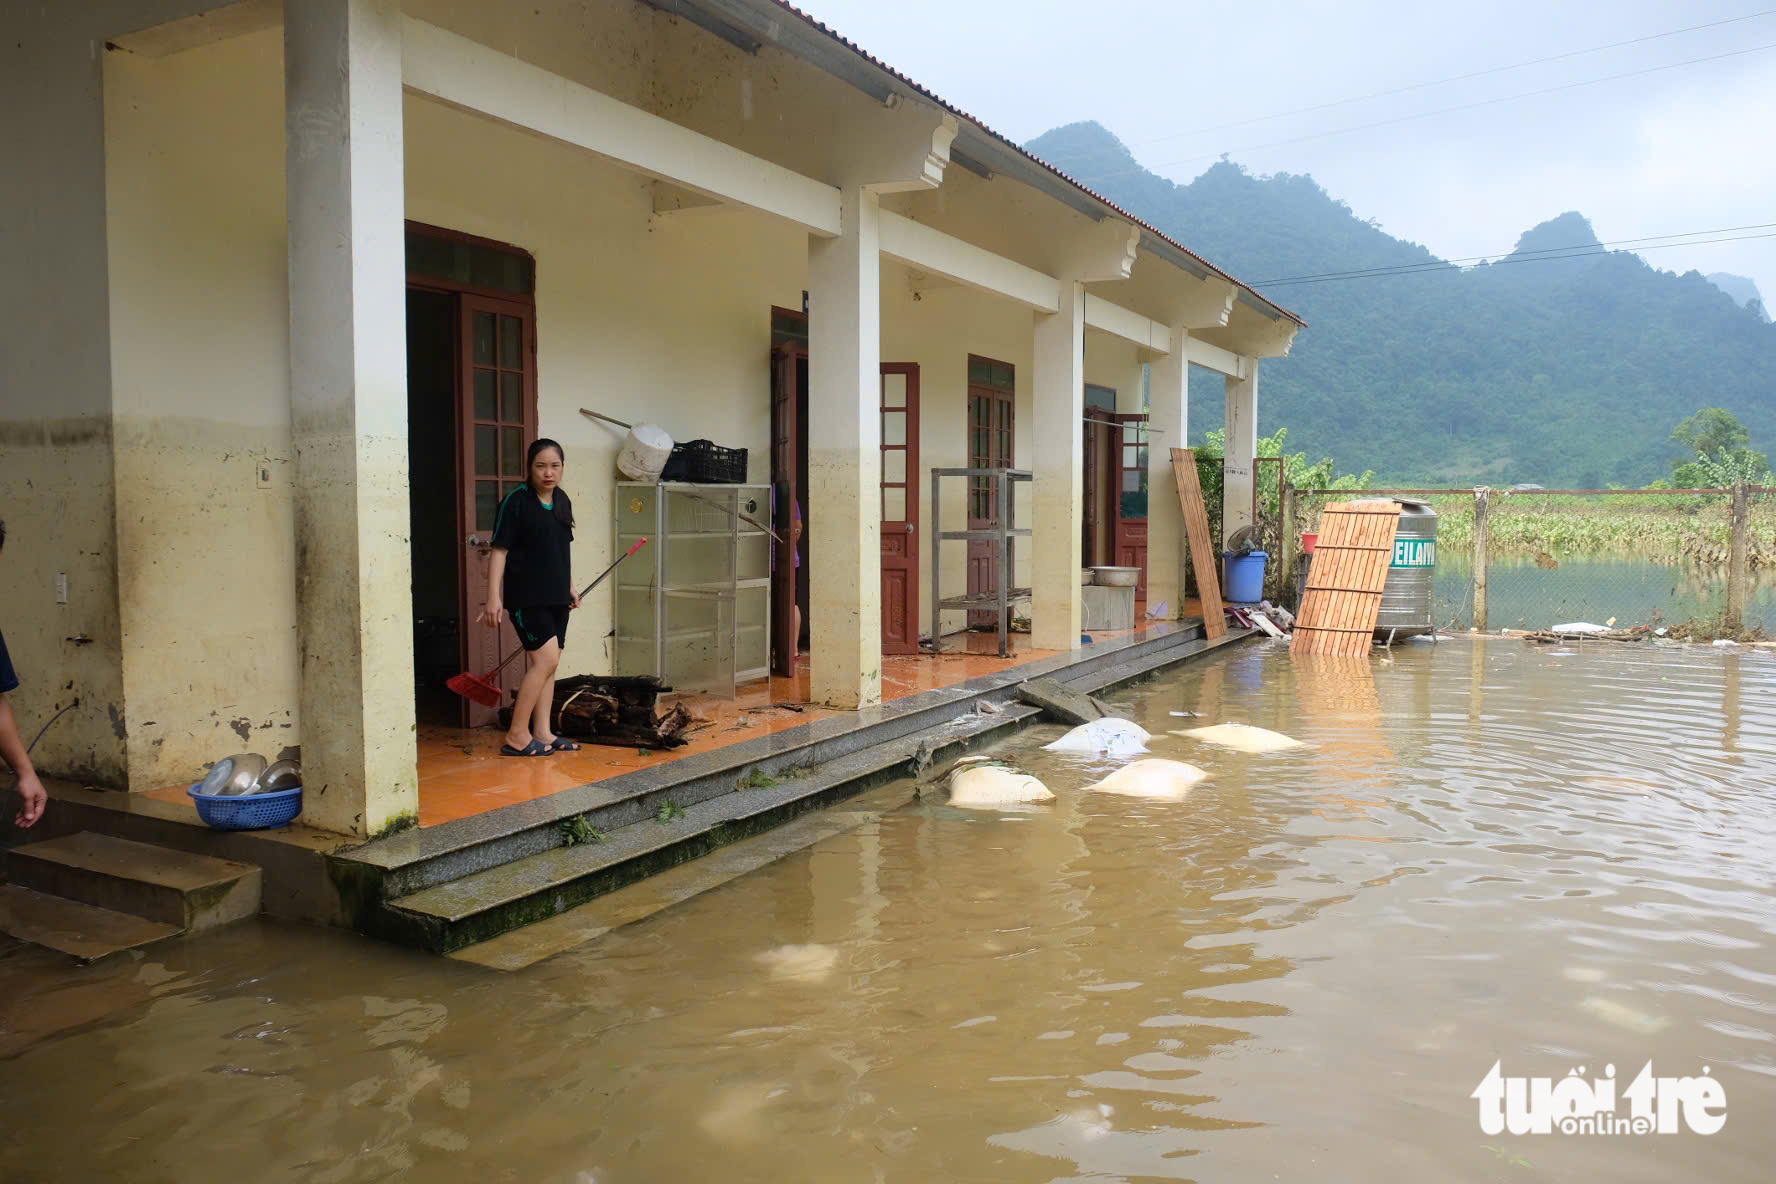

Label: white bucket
[617,422,674,481]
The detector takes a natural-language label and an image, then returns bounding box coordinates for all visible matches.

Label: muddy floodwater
[5,639,1776,1182]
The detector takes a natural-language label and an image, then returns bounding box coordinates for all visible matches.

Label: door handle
[467,533,486,548]
[906,522,916,533]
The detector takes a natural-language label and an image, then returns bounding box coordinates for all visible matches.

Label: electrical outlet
[256,459,274,489]
[55,573,68,604]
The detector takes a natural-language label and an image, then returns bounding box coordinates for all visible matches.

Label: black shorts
[511,605,569,652]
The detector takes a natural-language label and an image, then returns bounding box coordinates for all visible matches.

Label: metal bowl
[196,758,235,797]
[1091,566,1141,587]
[252,759,302,795]
[219,753,267,796]
[1080,568,1095,586]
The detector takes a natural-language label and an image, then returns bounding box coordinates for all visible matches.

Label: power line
[1075,41,1776,188]
[1252,231,1776,289]
[1248,222,1776,285]
[1131,8,1776,147]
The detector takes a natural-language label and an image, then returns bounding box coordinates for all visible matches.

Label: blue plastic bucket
[1224,550,1268,603]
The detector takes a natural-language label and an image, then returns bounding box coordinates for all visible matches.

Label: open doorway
[404,223,538,727]
[1082,384,1118,567]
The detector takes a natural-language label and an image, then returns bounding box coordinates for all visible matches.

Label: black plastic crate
[661,439,747,483]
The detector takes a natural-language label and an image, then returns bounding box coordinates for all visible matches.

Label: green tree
[1671,408,1751,460]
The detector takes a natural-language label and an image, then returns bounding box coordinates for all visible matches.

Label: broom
[446,537,649,708]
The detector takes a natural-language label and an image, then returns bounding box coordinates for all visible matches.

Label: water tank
[1374,498,1438,636]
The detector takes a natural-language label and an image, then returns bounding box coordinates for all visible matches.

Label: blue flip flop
[499,739,550,758]
[548,738,583,752]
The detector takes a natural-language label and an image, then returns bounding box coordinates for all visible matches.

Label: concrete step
[4,832,261,932]
[0,884,182,962]
[451,801,895,971]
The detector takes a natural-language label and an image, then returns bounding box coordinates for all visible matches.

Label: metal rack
[929,467,1032,658]
[612,482,772,696]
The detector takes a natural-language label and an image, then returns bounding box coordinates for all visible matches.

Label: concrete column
[1031,280,1086,651]
[285,0,418,837]
[1222,362,1258,542]
[1145,327,1189,618]
[807,187,883,709]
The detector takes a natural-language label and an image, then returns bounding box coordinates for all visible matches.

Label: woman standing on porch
[480,439,582,757]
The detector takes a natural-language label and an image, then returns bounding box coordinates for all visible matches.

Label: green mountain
[1707,272,1769,320]
[1027,121,1776,487]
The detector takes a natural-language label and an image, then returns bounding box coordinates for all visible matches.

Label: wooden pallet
[1290,501,1401,657]
[1169,448,1226,639]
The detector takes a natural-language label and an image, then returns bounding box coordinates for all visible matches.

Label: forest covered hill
[1027,121,1776,486]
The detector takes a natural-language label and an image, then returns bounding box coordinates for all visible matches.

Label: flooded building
[3,0,1301,840]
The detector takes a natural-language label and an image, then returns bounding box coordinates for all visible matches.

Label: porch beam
[1184,337,1250,380]
[400,16,842,236]
[1083,294,1169,352]
[1030,280,1087,652]
[878,211,1061,312]
[807,187,884,709]
[285,0,418,837]
[1145,326,1190,618]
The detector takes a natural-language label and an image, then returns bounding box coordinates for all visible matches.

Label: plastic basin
[188,784,303,831]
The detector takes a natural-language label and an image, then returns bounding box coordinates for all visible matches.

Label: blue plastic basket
[187,784,303,831]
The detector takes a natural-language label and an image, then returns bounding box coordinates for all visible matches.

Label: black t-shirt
[491,485,574,609]
[0,628,16,694]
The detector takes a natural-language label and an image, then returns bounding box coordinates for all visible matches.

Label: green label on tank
[1392,538,1436,568]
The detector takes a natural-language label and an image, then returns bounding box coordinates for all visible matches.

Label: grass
[1295,491,1776,561]
[738,767,781,790]
[557,815,605,846]
[656,800,687,824]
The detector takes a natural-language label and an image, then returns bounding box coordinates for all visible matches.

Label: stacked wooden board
[1290,500,1402,657]
[1169,448,1226,639]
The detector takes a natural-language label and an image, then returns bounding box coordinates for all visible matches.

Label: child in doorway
[480,439,582,757]
[0,520,47,827]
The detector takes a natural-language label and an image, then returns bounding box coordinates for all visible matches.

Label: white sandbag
[1042,717,1150,755]
[1173,722,1304,753]
[1086,758,1209,801]
[946,759,1055,807]
[754,943,840,983]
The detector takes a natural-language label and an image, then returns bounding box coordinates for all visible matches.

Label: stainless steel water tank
[1375,498,1438,636]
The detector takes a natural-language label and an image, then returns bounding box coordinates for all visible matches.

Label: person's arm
[0,694,46,828]
[480,548,508,627]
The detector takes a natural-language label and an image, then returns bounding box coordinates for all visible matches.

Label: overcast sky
[797,0,1776,307]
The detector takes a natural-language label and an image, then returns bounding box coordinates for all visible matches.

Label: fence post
[1727,479,1748,632]
[1279,481,1295,607]
[1473,486,1490,632]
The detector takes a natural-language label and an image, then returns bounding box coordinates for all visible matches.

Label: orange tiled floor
[145,617,1190,829]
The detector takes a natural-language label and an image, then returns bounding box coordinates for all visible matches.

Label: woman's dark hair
[527,438,574,529]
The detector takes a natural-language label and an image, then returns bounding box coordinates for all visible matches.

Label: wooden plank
[1292,500,1401,657]
[1170,448,1226,639]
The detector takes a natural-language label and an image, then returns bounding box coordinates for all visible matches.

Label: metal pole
[1727,479,1749,632]
[1473,486,1490,632]
[930,468,941,653]
[997,470,1011,658]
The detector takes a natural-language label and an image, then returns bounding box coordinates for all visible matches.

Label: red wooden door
[1113,413,1150,599]
[459,294,536,725]
[880,363,920,654]
[966,377,1015,629]
[770,343,804,677]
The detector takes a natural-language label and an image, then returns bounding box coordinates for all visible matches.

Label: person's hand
[792,516,803,545]
[13,771,45,829]
[479,600,506,628]
[569,592,582,610]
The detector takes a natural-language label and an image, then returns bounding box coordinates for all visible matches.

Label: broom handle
[579,408,633,430]
[486,537,649,676]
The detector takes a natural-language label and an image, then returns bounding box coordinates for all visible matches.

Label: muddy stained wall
[1,9,131,785]
[103,29,299,789]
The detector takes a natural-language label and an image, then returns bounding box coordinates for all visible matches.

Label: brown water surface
[4,638,1775,1182]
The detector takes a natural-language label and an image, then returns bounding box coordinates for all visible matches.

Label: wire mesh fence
[1286,486,1776,636]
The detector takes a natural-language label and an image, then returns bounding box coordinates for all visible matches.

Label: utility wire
[1075,41,1776,188]
[1131,8,1776,147]
[1249,222,1776,285]
[1253,231,1776,289]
